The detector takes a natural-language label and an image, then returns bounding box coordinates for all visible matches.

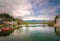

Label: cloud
[12,0,32,17]
[22,15,55,20]
[0,0,59,20]
[28,0,59,20]
[0,0,32,17]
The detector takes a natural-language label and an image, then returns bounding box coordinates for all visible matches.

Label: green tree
[0,13,15,21]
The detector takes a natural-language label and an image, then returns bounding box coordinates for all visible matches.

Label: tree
[0,13,15,21]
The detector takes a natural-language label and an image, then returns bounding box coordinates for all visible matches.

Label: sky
[0,0,60,20]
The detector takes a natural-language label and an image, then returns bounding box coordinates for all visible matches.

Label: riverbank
[23,21,54,27]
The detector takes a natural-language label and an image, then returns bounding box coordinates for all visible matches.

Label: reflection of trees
[54,27,60,36]
[0,30,14,37]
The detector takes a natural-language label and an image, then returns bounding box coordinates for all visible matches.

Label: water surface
[0,24,60,41]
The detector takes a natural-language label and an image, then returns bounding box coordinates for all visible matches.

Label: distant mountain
[24,20,51,22]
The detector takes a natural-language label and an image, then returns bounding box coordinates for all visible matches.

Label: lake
[0,24,60,41]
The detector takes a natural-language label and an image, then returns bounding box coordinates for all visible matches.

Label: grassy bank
[23,21,54,27]
[23,21,49,24]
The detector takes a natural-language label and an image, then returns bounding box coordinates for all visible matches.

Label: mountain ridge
[23,20,52,22]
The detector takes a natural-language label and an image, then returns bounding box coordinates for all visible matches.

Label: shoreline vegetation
[0,13,54,31]
[23,20,54,27]
[0,13,57,37]
[0,13,23,30]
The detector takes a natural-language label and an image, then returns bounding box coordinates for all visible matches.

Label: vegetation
[23,21,49,24]
[0,13,23,29]
[0,13,15,21]
[23,20,54,27]
[48,21,54,27]
[0,13,54,28]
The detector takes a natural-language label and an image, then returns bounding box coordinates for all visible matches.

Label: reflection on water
[0,24,60,41]
[0,30,14,37]
[23,24,48,27]
[55,27,60,36]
